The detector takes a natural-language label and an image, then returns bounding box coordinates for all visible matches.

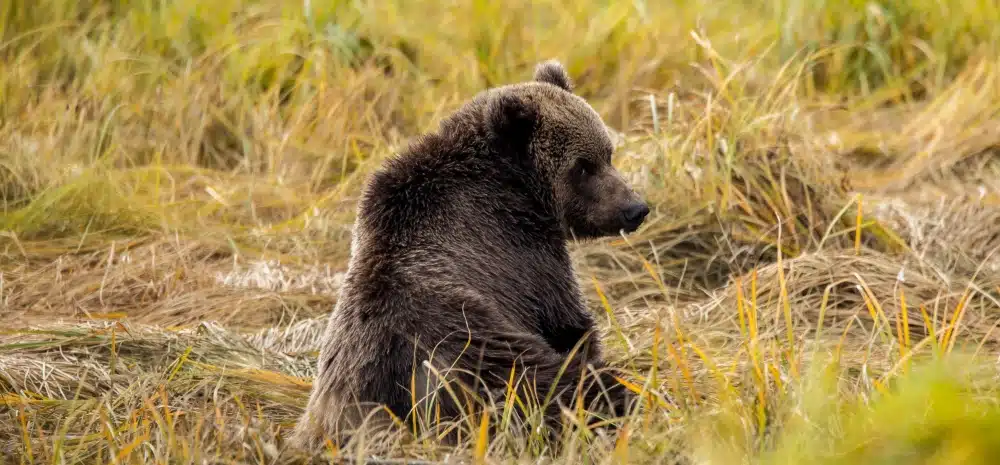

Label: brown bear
[290,59,650,451]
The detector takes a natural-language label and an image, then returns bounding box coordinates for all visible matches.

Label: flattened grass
[4,0,1000,463]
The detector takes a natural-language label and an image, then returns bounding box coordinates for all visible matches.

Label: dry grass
[4,0,1000,463]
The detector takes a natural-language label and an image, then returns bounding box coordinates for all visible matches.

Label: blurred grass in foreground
[3,0,1000,463]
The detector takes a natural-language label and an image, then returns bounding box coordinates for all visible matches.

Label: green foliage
[774,0,1000,96]
[3,0,1000,463]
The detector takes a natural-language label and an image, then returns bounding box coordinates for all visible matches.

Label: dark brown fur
[290,60,650,451]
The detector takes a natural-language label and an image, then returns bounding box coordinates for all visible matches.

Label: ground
[4,1,1000,464]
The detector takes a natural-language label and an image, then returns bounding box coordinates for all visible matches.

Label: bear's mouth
[617,221,643,235]
[570,220,643,240]
[620,222,642,234]
[565,204,649,239]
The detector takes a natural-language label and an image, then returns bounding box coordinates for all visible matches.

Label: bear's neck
[477,153,564,241]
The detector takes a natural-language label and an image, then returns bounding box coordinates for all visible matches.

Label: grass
[3,0,1000,463]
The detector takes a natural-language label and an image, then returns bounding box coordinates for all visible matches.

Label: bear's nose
[623,202,650,225]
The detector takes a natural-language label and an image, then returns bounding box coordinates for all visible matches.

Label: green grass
[3,0,1000,463]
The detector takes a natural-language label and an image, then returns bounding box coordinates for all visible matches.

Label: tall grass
[3,0,1000,463]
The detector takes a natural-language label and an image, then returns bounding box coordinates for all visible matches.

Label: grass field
[4,0,1000,463]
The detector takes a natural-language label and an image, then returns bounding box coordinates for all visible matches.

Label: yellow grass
[4,0,1000,463]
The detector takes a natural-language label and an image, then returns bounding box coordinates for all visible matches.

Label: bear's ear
[486,92,538,150]
[534,60,573,92]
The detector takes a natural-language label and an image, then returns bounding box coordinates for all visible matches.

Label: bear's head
[484,60,649,240]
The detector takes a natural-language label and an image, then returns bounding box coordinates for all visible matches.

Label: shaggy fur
[290,60,650,450]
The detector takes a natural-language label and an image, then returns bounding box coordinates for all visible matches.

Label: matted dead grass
[6,75,1000,464]
[2,239,339,328]
[5,0,1000,463]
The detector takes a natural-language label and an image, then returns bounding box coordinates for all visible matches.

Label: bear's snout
[620,201,649,232]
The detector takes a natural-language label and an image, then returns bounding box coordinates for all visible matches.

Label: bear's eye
[576,158,597,176]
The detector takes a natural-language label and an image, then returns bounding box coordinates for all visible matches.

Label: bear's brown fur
[290,60,650,450]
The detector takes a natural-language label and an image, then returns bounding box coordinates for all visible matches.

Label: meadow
[4,0,1000,463]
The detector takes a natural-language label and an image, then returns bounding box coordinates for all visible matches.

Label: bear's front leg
[430,329,635,433]
[541,323,591,355]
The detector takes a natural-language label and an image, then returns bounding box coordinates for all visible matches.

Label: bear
[289,59,650,451]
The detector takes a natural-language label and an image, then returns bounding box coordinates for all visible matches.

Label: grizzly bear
[290,60,650,450]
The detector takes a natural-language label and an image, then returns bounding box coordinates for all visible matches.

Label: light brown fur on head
[483,60,649,239]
